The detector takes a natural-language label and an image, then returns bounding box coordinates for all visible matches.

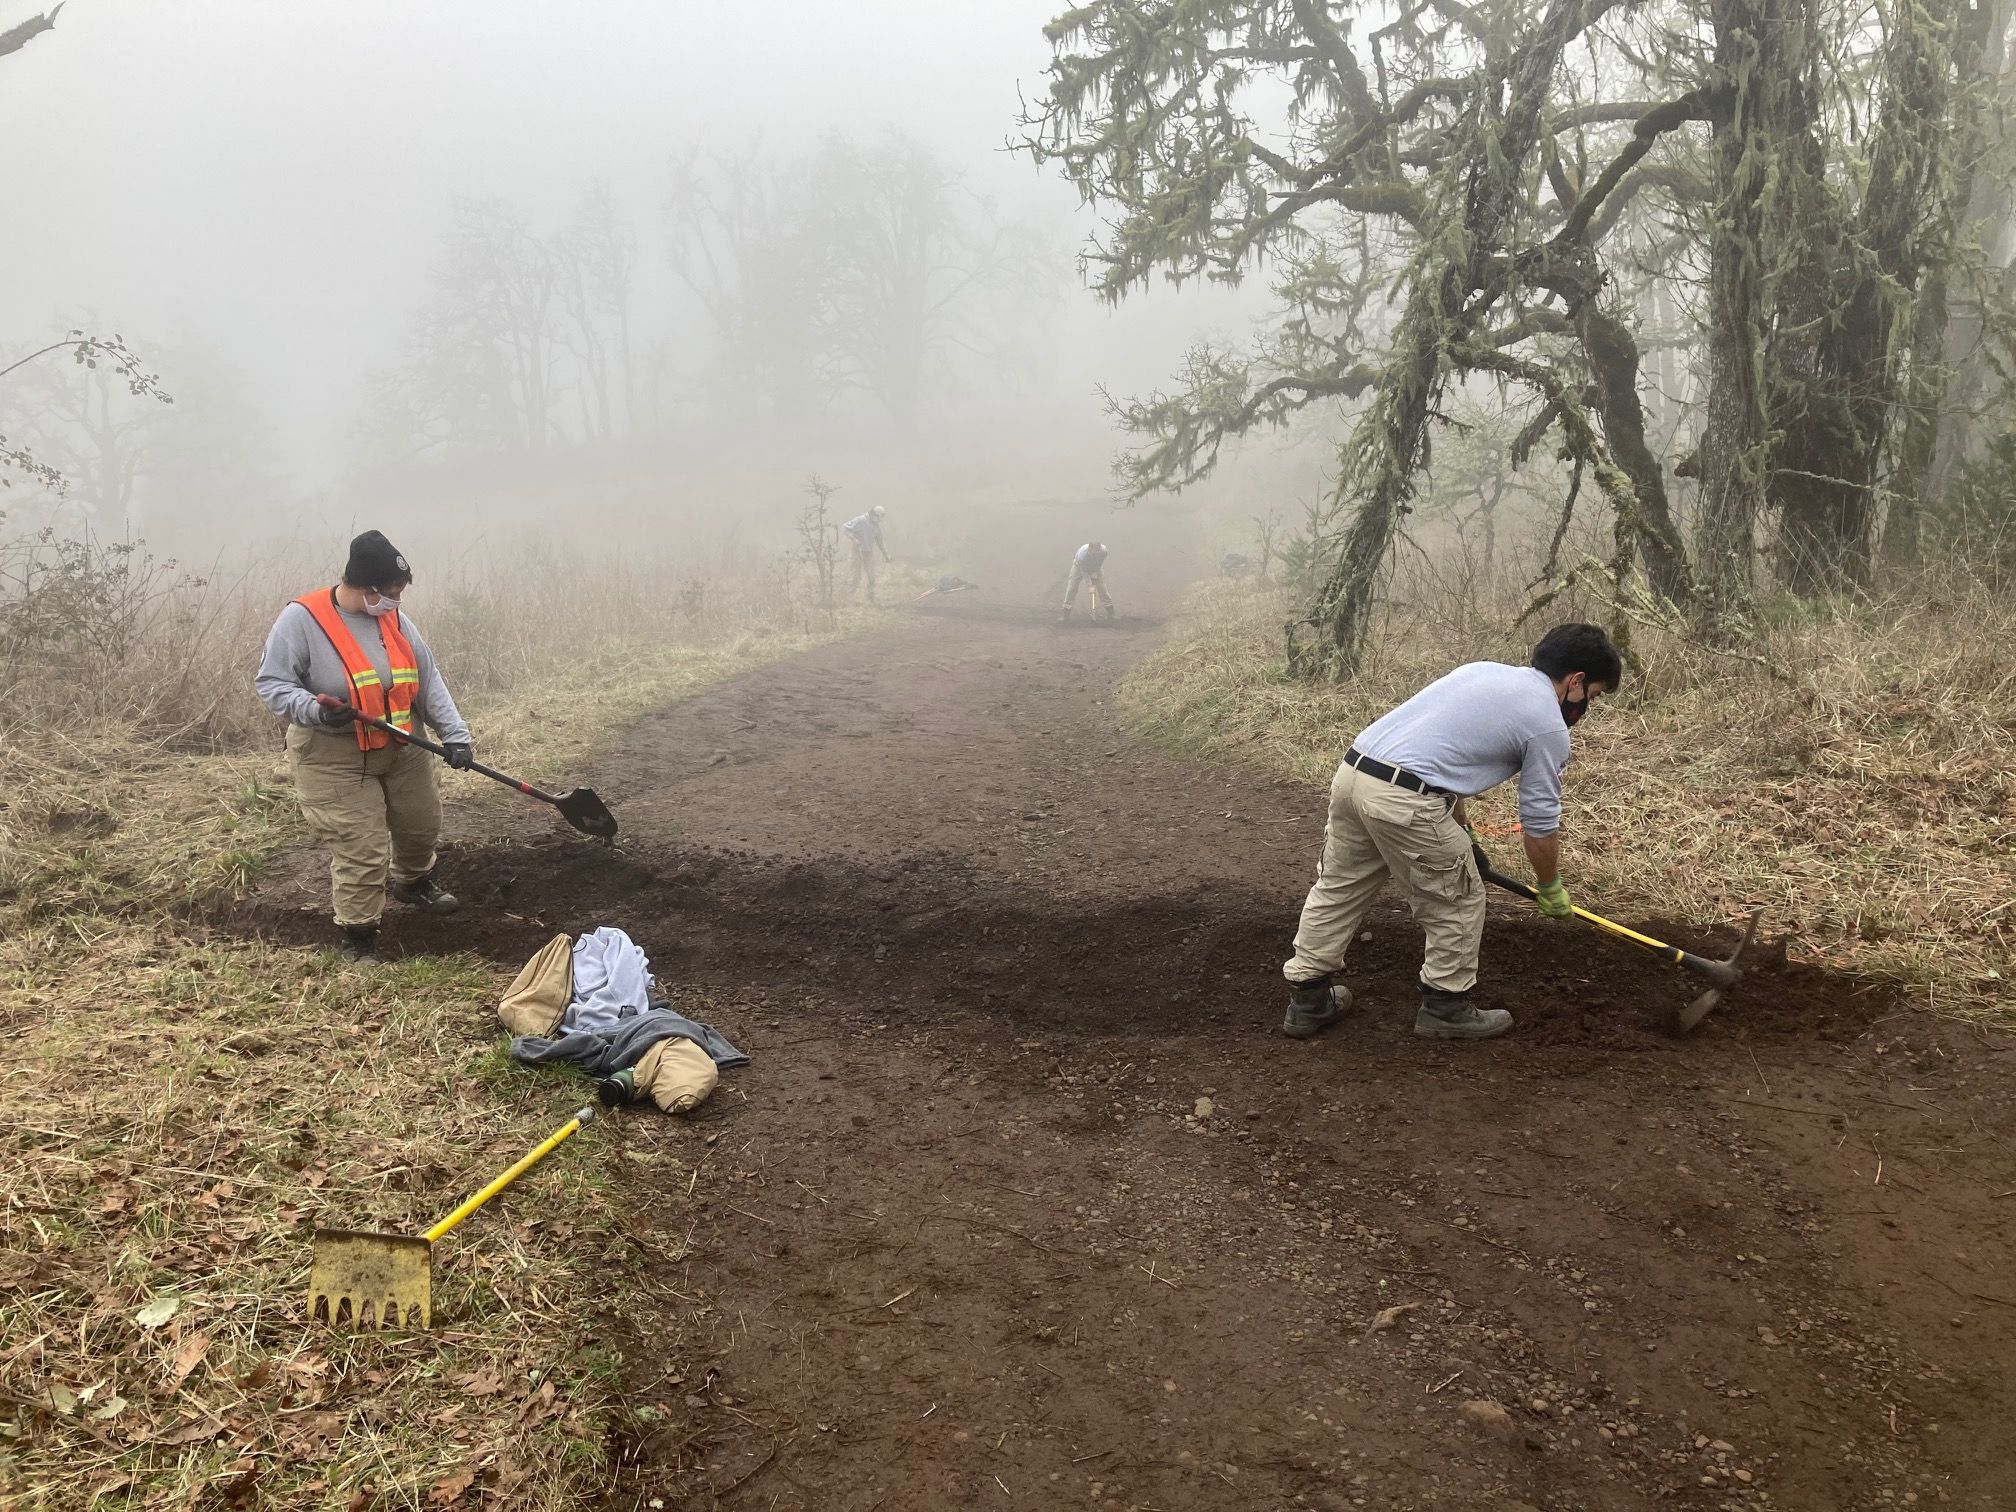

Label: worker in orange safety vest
[254,530,474,960]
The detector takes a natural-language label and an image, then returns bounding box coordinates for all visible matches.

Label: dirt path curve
[346,570,2011,1511]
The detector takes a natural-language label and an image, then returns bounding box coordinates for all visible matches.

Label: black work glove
[443,741,474,771]
[313,693,357,730]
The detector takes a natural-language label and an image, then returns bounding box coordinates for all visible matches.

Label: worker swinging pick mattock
[1060,540,1114,620]
[254,531,475,962]
[1280,623,1622,1042]
[843,505,890,602]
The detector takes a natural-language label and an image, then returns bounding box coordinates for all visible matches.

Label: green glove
[1535,877,1574,919]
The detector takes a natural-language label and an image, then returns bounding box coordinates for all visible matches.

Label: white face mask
[363,591,401,618]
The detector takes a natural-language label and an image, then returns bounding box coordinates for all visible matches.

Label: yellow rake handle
[1566,904,1684,959]
[1479,861,1736,984]
[424,1107,596,1244]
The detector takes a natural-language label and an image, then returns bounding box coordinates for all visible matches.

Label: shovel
[308,1106,596,1329]
[1477,854,1762,1033]
[328,701,618,839]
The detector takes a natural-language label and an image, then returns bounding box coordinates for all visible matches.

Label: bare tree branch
[1553,89,1718,246]
[0,5,63,63]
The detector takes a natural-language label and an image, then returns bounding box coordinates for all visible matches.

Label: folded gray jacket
[510,1006,749,1077]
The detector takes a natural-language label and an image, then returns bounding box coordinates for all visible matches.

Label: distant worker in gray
[1060,541,1114,620]
[842,505,890,602]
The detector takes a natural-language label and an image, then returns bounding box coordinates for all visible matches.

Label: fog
[3,0,1318,566]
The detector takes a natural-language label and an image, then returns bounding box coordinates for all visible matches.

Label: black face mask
[1560,676,1588,727]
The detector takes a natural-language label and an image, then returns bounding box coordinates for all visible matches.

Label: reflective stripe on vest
[293,588,421,752]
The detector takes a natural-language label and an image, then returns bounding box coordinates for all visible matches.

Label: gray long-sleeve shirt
[842,512,885,554]
[254,594,471,745]
[1351,661,1572,836]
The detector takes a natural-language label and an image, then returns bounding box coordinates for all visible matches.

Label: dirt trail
[257,558,2015,1510]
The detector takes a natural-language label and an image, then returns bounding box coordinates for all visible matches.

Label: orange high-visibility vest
[294,587,421,752]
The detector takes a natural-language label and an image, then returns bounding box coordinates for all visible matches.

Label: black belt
[1345,747,1450,797]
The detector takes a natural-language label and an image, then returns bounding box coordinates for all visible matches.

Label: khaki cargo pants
[286,725,442,928]
[1283,762,1486,993]
[848,540,879,600]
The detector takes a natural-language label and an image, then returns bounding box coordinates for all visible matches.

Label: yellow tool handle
[424,1106,596,1244]
[1481,860,1686,958]
[1568,905,1685,962]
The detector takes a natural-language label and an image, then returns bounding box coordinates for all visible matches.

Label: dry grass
[1122,575,2016,1020]
[0,541,893,1508]
[1,936,626,1510]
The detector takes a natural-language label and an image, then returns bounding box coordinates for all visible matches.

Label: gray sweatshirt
[1352,662,1571,836]
[254,593,471,745]
[842,511,885,553]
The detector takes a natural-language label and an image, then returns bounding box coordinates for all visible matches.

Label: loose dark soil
[246,539,2016,1512]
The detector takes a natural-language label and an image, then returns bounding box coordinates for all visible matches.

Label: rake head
[308,1228,433,1329]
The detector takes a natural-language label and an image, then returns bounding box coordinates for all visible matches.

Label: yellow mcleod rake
[309,1106,596,1330]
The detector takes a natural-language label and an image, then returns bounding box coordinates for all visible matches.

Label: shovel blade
[553,787,618,839]
[309,1229,432,1329]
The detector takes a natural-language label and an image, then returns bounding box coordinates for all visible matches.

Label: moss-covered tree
[1024,0,2011,671]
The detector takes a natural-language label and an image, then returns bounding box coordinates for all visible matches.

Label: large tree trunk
[1887,261,1951,569]
[1924,0,2016,508]
[1696,0,1802,616]
[1886,0,2004,567]
[1769,226,1881,595]
[1701,0,1956,602]
[1576,300,1697,606]
[1307,0,1605,673]
[1775,0,1962,593]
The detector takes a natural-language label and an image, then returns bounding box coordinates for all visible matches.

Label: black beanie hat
[344,530,412,589]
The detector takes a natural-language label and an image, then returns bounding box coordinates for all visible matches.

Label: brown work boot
[1282,976,1353,1039]
[1413,987,1512,1041]
[392,874,460,913]
[337,924,379,962]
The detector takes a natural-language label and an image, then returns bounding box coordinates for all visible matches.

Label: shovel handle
[339,706,564,806]
[424,1108,596,1244]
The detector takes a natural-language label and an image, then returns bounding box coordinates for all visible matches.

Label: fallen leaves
[133,1295,181,1330]
[458,1368,507,1397]
[151,1417,224,1446]
[168,1329,212,1387]
[517,1378,560,1426]
[428,1466,478,1505]
[214,1456,263,1506]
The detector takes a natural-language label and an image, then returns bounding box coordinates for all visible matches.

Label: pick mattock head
[308,1229,433,1329]
[1668,908,1764,1035]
